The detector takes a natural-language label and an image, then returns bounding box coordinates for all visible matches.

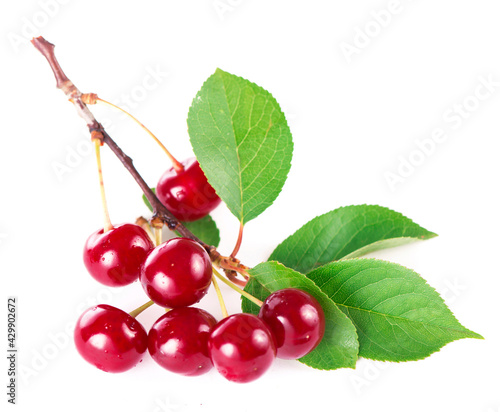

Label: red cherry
[148,307,217,376]
[74,304,148,373]
[208,313,276,383]
[140,237,212,308]
[83,223,154,287]
[156,157,221,222]
[259,288,325,359]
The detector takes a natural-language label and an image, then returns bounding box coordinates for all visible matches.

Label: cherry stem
[211,273,229,318]
[93,138,113,232]
[236,267,250,279]
[231,275,247,287]
[154,227,162,246]
[135,216,155,244]
[32,38,201,241]
[222,260,250,280]
[230,221,244,259]
[212,267,262,307]
[31,36,245,282]
[87,95,184,173]
[128,300,154,318]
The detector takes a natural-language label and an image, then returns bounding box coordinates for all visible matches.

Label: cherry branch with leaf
[32,36,482,383]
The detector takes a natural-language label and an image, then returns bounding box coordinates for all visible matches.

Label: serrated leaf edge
[269,204,437,265]
[308,257,483,363]
[188,68,294,224]
[339,236,437,261]
[246,261,360,370]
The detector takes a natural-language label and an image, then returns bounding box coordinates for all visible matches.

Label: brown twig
[31,37,224,262]
[82,94,185,173]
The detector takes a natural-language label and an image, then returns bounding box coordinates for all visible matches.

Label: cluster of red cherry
[74,155,326,383]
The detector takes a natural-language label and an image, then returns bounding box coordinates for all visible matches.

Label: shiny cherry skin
[259,288,325,360]
[156,157,221,222]
[140,237,212,308]
[148,307,217,376]
[74,304,148,373]
[208,313,276,383]
[83,223,154,287]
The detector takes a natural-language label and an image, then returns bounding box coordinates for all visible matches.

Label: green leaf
[178,216,220,247]
[142,188,220,247]
[307,259,483,362]
[242,262,359,370]
[269,205,437,273]
[187,68,293,224]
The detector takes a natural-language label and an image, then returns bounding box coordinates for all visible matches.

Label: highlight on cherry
[33,36,483,384]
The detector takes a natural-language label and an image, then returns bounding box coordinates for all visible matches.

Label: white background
[1,1,499,411]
